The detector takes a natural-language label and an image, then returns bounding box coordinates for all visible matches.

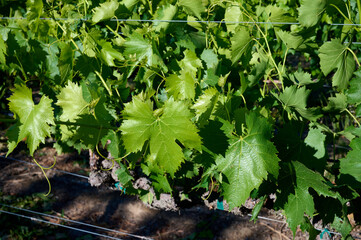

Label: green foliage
[1,0,361,238]
[319,39,356,90]
[340,138,361,183]
[7,84,54,156]
[120,97,202,176]
[279,161,336,234]
[217,111,280,209]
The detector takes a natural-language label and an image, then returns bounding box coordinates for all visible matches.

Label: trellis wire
[0,202,346,240]
[0,203,153,240]
[0,209,124,240]
[1,16,361,26]
[1,155,357,239]
[0,155,89,180]
[247,214,345,238]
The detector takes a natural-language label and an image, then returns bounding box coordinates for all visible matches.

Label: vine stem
[240,5,284,91]
[0,118,117,130]
[347,47,361,67]
[344,108,361,127]
[95,70,113,97]
[330,4,353,25]
[357,0,361,25]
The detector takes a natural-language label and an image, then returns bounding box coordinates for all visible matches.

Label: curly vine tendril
[32,156,56,196]
[95,126,130,171]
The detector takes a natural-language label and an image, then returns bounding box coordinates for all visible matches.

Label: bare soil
[0,142,344,240]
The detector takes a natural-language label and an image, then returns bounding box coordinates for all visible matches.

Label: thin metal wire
[0,203,153,240]
[0,154,356,238]
[247,213,343,237]
[0,209,123,240]
[0,155,89,180]
[1,16,361,26]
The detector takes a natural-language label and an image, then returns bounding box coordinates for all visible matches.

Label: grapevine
[1,0,361,238]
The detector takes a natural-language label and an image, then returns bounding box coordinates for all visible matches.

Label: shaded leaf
[281,161,336,234]
[0,35,6,64]
[58,43,73,84]
[340,137,361,182]
[319,39,355,90]
[323,93,347,112]
[231,28,252,65]
[298,0,328,27]
[346,70,361,104]
[289,71,314,86]
[304,127,326,159]
[278,85,310,110]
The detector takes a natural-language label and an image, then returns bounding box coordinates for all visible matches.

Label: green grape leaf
[178,49,203,75]
[279,86,310,110]
[276,30,305,50]
[98,41,124,67]
[56,81,89,141]
[323,93,347,112]
[165,70,196,100]
[0,35,6,64]
[58,43,74,85]
[304,127,326,159]
[275,86,321,121]
[81,28,101,58]
[298,0,328,27]
[151,174,172,193]
[224,5,242,33]
[340,137,361,182]
[231,28,253,65]
[7,84,54,156]
[115,164,134,185]
[45,43,60,81]
[26,0,43,21]
[120,97,154,153]
[124,33,151,64]
[101,130,123,158]
[122,0,139,10]
[92,0,119,23]
[275,122,326,173]
[200,49,219,69]
[191,88,219,127]
[282,161,336,234]
[71,114,109,149]
[153,4,177,32]
[267,5,296,23]
[56,81,88,122]
[178,0,205,19]
[6,122,21,156]
[331,216,353,238]
[124,33,164,68]
[289,71,314,86]
[216,111,280,209]
[120,97,202,176]
[346,70,361,104]
[319,39,355,90]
